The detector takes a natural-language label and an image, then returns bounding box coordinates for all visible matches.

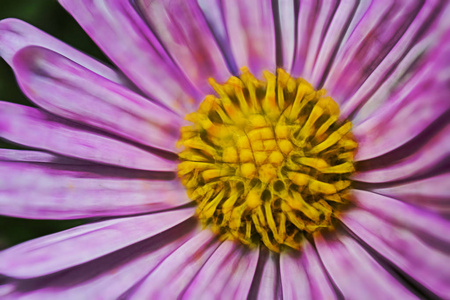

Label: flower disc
[178,68,357,252]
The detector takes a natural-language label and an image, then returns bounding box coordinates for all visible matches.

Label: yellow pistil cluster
[178,68,357,252]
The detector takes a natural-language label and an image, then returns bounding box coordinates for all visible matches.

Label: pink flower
[0,0,449,299]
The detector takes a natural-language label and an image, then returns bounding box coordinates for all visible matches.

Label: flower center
[177,68,357,252]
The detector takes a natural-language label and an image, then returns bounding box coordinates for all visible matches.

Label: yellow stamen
[178,68,357,252]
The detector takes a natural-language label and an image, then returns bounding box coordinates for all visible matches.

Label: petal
[0,284,14,298]
[0,151,189,220]
[350,23,450,125]
[353,41,450,161]
[59,0,199,114]
[277,0,296,71]
[280,240,337,300]
[7,220,200,300]
[183,241,259,299]
[326,0,447,112]
[0,208,195,278]
[291,0,320,77]
[347,190,450,246]
[135,0,231,95]
[315,230,417,299]
[0,148,85,164]
[248,249,281,300]
[0,18,127,86]
[354,123,450,182]
[308,0,369,88]
[222,0,276,75]
[294,0,359,86]
[13,46,182,152]
[197,0,239,75]
[280,252,311,300]
[371,173,450,214]
[0,102,176,171]
[341,190,450,299]
[292,0,371,84]
[129,230,220,299]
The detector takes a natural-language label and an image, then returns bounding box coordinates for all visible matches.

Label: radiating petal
[5,218,200,300]
[308,0,368,88]
[256,252,280,300]
[0,151,189,219]
[0,102,175,171]
[350,25,450,125]
[248,249,281,300]
[197,0,239,75]
[135,0,231,96]
[325,0,448,114]
[222,0,276,75]
[183,241,259,299]
[0,148,85,164]
[371,174,450,214]
[280,240,337,300]
[342,190,450,299]
[0,284,15,298]
[354,123,450,182]
[59,0,200,114]
[291,0,320,78]
[347,190,450,246]
[6,220,200,300]
[12,46,182,152]
[315,230,416,299]
[353,35,450,160]
[129,230,220,299]
[277,0,296,71]
[292,0,371,85]
[0,18,127,86]
[0,208,195,278]
[280,252,311,300]
[293,0,343,84]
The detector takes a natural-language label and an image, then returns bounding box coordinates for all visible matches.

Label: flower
[0,0,449,299]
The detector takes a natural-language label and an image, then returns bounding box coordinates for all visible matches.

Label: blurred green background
[0,0,109,249]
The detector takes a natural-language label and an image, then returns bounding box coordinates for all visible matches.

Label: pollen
[177,68,357,252]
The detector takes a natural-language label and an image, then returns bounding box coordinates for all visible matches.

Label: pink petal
[350,25,450,125]
[348,190,450,245]
[292,0,370,86]
[248,249,281,300]
[183,241,259,299]
[294,0,341,85]
[0,151,189,219]
[315,230,416,299]
[13,46,182,152]
[0,208,195,278]
[129,230,220,299]
[59,0,200,114]
[135,0,231,96]
[353,37,450,160]
[371,173,450,214]
[0,148,85,164]
[277,0,296,71]
[7,220,200,300]
[341,190,450,299]
[0,18,127,86]
[291,0,320,78]
[222,0,276,75]
[326,0,446,113]
[0,102,176,171]
[280,240,337,300]
[280,252,311,300]
[197,0,239,74]
[310,0,372,88]
[354,123,450,182]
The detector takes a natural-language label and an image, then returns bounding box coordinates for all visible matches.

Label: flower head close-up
[0,0,450,299]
